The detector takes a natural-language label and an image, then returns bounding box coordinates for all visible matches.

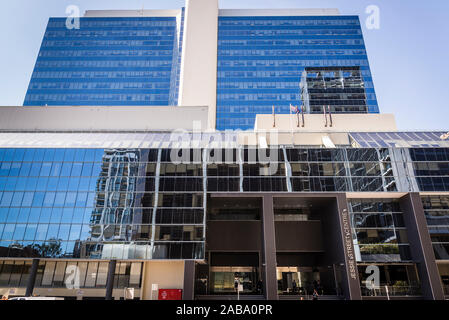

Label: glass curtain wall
[24,17,183,106]
[0,148,205,259]
[216,16,379,130]
[1,147,449,259]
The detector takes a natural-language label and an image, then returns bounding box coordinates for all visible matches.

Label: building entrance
[210,266,259,294]
[274,197,347,297]
[277,266,321,295]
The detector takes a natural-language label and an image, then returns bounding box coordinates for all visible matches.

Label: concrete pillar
[183,260,196,300]
[25,258,40,297]
[178,0,218,130]
[335,194,362,300]
[262,195,278,300]
[400,193,445,300]
[105,260,117,300]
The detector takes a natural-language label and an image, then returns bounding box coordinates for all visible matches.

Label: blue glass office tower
[24,17,184,106]
[24,10,379,131]
[216,16,379,130]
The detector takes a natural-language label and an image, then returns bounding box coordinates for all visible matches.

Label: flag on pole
[440,132,449,140]
[290,104,299,114]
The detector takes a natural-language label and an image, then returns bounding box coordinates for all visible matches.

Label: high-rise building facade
[24,16,183,107]
[0,0,447,301]
[216,14,378,130]
[24,3,378,130]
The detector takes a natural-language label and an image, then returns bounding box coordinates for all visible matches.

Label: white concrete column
[178,0,218,130]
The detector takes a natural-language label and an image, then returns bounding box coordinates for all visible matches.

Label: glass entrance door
[277,266,337,295]
[210,267,259,294]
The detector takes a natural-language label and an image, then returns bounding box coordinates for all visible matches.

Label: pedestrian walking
[312,289,319,301]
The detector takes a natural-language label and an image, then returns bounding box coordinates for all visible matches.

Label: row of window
[217,94,368,101]
[6,175,447,196]
[36,60,173,68]
[0,158,406,166]
[220,62,370,69]
[25,94,169,102]
[4,175,436,194]
[219,29,362,36]
[38,50,173,57]
[413,163,449,176]
[0,162,102,177]
[0,191,97,207]
[416,177,449,192]
[218,48,366,55]
[30,82,171,90]
[0,260,112,288]
[205,176,399,192]
[0,149,104,162]
[43,40,174,47]
[1,207,203,225]
[0,177,102,192]
[220,49,366,56]
[217,70,364,78]
[410,149,449,162]
[425,213,449,227]
[0,241,205,260]
[45,30,176,37]
[31,71,172,78]
[0,224,204,242]
[354,244,412,262]
[348,199,402,213]
[15,260,143,289]
[0,207,91,224]
[218,18,360,27]
[48,18,177,28]
[0,192,203,209]
[353,228,409,245]
[220,65,370,72]
[218,93,299,100]
[351,212,405,229]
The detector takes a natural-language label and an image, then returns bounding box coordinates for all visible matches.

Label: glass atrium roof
[0,131,447,149]
[0,132,240,149]
[349,132,449,148]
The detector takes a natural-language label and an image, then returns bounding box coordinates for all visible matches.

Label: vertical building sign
[341,208,357,280]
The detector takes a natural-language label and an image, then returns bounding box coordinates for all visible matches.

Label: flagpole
[328,105,333,127]
[289,104,294,145]
[272,105,275,128]
[296,106,300,127]
[323,105,327,127]
[301,105,305,127]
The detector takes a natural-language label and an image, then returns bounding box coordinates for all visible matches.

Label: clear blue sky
[0,0,448,130]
